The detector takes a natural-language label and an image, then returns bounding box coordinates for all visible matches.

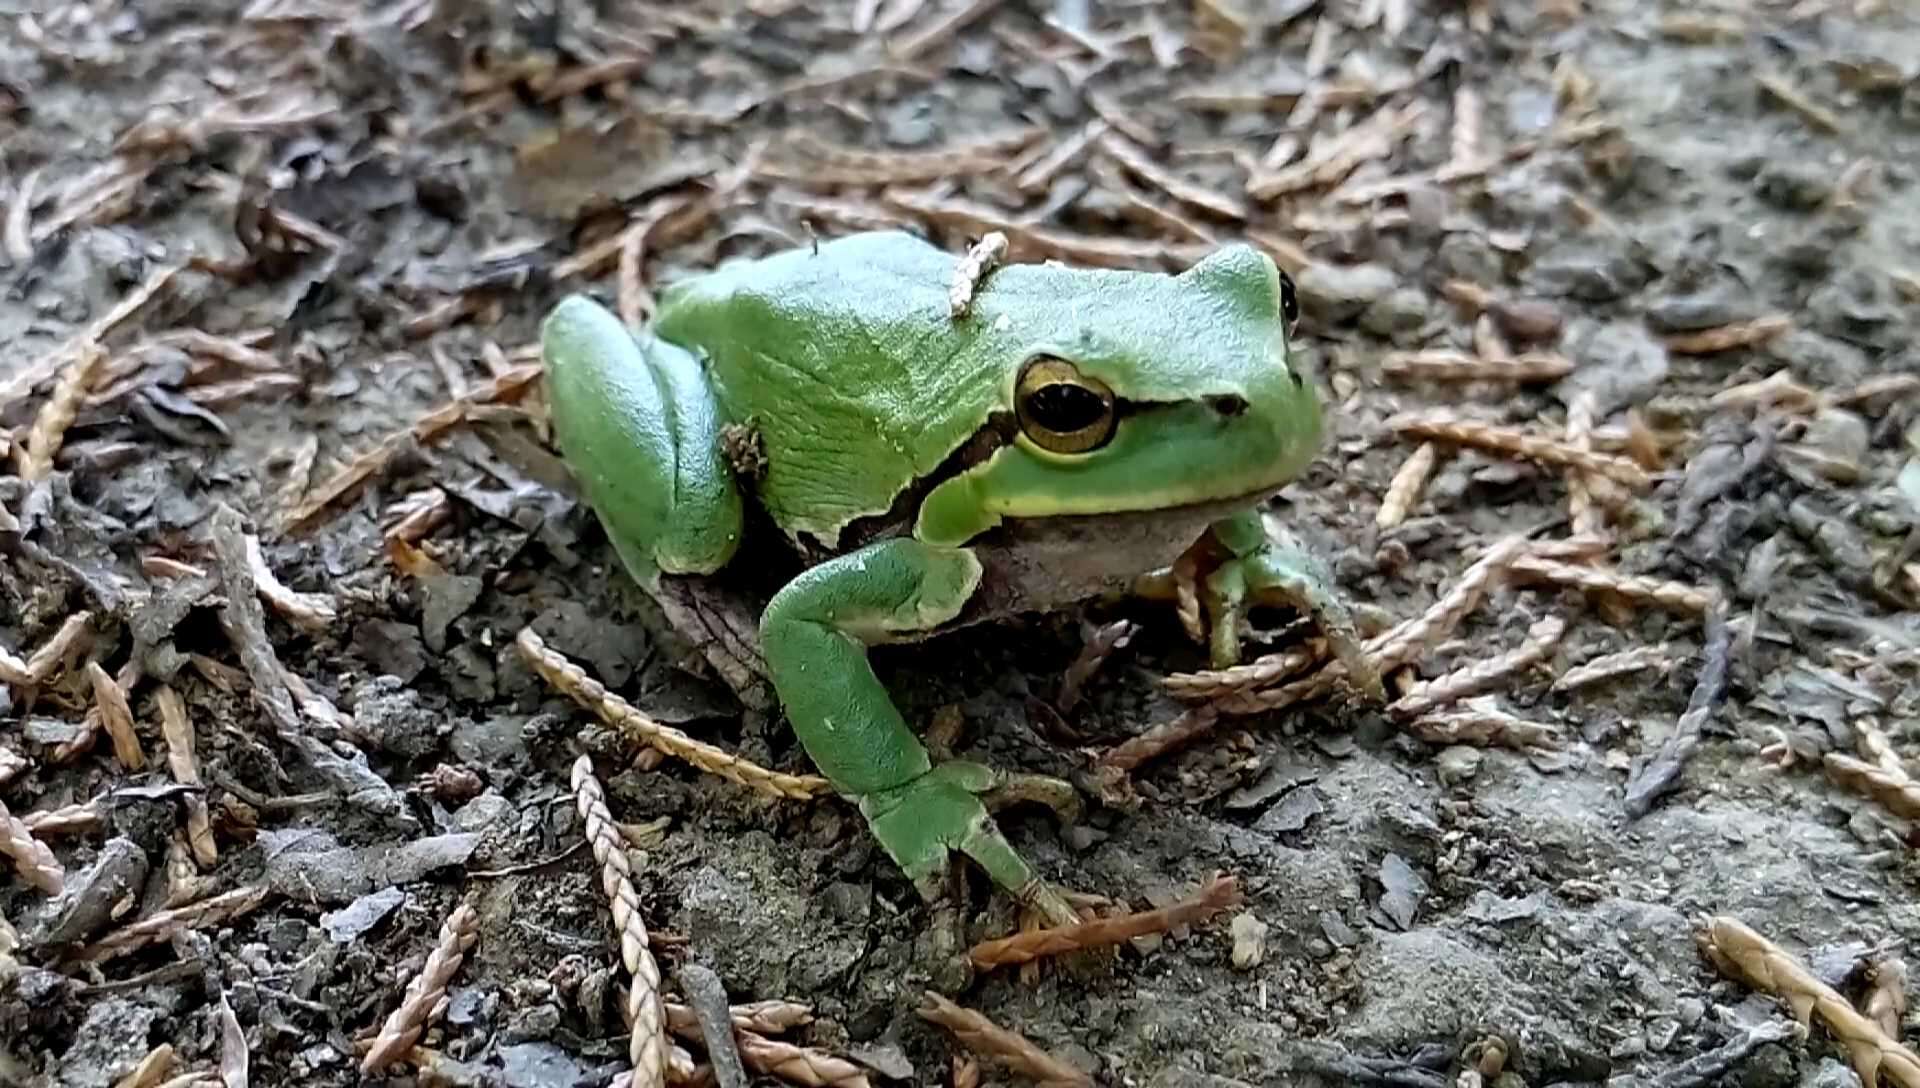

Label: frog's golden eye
[1016,357,1116,454]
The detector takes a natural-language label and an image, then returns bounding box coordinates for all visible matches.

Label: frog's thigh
[541,295,744,579]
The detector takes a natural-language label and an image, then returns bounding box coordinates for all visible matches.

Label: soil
[4,1,1920,1087]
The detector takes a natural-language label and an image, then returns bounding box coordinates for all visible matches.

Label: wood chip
[1663,315,1793,355]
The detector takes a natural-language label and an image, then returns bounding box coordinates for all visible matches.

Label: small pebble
[1294,262,1398,321]
[1490,298,1563,344]
[1754,160,1833,210]
[1435,745,1483,786]
[1644,292,1745,332]
[1359,287,1430,340]
[1229,912,1269,970]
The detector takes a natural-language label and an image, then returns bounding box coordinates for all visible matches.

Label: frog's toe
[983,772,1082,825]
[1327,626,1386,703]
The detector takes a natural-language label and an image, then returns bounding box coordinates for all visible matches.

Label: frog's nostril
[1207,394,1249,417]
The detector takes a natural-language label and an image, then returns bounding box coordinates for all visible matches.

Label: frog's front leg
[1205,510,1385,700]
[759,538,1081,929]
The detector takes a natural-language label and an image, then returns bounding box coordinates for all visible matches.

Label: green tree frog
[540,230,1376,931]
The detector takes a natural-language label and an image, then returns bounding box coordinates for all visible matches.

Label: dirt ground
[5,0,1920,1085]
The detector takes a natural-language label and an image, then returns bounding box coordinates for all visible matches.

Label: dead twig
[759,129,1041,186]
[1866,957,1910,1039]
[1698,914,1920,1088]
[882,188,1211,270]
[1376,441,1439,530]
[3,611,94,687]
[890,0,1005,59]
[917,993,1092,1087]
[1623,599,1732,818]
[1379,351,1573,384]
[361,901,480,1074]
[20,800,104,837]
[282,364,541,532]
[733,1032,871,1088]
[1096,132,1247,220]
[86,660,146,771]
[0,798,64,895]
[1406,697,1560,750]
[1824,754,1920,820]
[1552,645,1674,692]
[156,685,216,868]
[1663,315,1793,355]
[1508,556,1718,616]
[78,885,271,962]
[1389,615,1567,719]
[1,261,184,409]
[1388,412,1652,490]
[3,168,35,262]
[1564,390,1604,538]
[574,755,669,1088]
[1158,640,1326,702]
[969,874,1242,969]
[517,629,830,801]
[18,342,107,481]
[243,534,336,632]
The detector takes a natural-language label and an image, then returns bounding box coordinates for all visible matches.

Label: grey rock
[497,1041,592,1087]
[320,886,405,943]
[350,675,442,759]
[27,837,149,947]
[1294,262,1398,322]
[1554,321,1671,416]
[55,998,162,1088]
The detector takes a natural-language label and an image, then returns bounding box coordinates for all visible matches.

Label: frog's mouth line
[1005,483,1287,528]
[828,403,1306,553]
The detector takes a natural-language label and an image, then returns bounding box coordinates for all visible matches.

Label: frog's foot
[1234,554,1383,702]
[1201,512,1385,702]
[864,761,1082,930]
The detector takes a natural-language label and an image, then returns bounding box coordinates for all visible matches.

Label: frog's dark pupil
[1278,273,1300,326]
[1027,384,1107,434]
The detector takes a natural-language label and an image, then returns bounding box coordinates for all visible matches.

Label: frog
[539,229,1379,935]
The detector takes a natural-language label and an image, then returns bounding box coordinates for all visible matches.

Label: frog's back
[653,231,991,546]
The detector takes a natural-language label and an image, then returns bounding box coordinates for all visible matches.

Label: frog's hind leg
[759,537,1081,930]
[543,295,757,697]
[1205,510,1385,701]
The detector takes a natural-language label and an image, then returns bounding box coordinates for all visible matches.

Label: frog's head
[917,243,1326,547]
